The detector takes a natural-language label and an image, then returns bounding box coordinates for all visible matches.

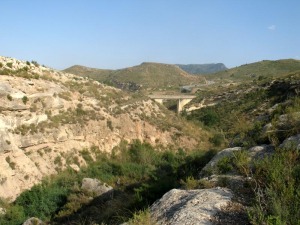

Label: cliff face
[0,56,203,201]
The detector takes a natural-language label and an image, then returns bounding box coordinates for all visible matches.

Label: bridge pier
[177,98,193,113]
[149,95,196,114]
[153,98,163,104]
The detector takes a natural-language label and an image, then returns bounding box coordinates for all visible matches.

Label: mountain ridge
[176,63,227,74]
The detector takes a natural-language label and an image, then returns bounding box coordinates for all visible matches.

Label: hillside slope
[0,56,209,201]
[64,62,205,91]
[63,65,112,81]
[207,59,300,82]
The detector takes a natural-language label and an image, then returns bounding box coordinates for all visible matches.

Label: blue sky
[1,0,299,69]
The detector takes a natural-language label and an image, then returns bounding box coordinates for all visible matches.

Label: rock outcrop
[81,178,113,197]
[150,188,233,225]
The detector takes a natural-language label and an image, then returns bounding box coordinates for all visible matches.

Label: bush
[201,109,220,127]
[31,60,39,67]
[217,156,234,174]
[180,176,199,190]
[22,96,28,104]
[6,62,13,68]
[209,133,224,147]
[0,205,26,225]
[15,182,69,220]
[6,94,12,101]
[249,147,300,225]
[127,208,153,225]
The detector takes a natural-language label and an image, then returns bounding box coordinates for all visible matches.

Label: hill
[207,59,300,83]
[64,62,205,91]
[176,63,227,74]
[63,65,113,81]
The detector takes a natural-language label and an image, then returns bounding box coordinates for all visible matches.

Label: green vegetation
[31,60,39,67]
[208,59,300,83]
[0,65,40,79]
[0,141,215,225]
[248,146,300,225]
[187,72,300,148]
[6,94,12,101]
[6,62,13,68]
[5,156,16,170]
[22,96,28,104]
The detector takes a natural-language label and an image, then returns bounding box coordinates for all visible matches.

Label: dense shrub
[249,147,300,225]
[15,182,69,220]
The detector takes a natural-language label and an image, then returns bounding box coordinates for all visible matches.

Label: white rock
[81,178,113,196]
[280,134,300,150]
[151,188,233,225]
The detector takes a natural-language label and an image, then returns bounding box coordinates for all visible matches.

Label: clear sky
[1,0,299,70]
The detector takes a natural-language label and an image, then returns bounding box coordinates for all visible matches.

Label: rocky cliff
[0,56,205,201]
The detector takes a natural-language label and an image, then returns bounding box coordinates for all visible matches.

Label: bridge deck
[149,95,196,99]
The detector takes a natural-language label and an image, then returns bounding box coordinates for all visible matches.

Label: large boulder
[150,187,233,225]
[81,178,113,197]
[280,134,300,150]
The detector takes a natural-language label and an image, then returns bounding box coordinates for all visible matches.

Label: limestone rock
[248,145,274,160]
[69,163,80,172]
[81,178,113,196]
[150,188,233,225]
[0,207,6,215]
[200,147,241,177]
[22,217,44,225]
[280,134,300,150]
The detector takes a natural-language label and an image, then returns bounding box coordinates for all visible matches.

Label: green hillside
[207,59,300,82]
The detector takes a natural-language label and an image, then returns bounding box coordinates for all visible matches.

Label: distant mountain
[64,62,205,91]
[176,63,227,74]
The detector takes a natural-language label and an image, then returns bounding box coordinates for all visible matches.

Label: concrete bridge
[149,95,196,113]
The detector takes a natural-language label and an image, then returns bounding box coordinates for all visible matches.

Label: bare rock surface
[81,178,113,196]
[248,144,274,160]
[150,187,233,225]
